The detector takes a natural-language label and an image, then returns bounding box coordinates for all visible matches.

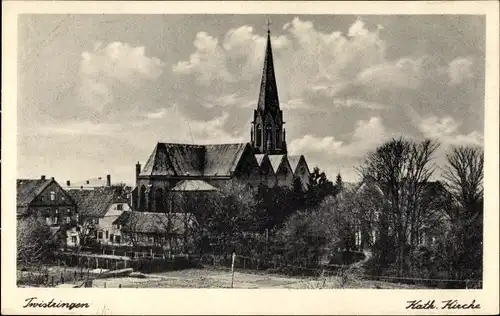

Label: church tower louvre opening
[251,23,287,155]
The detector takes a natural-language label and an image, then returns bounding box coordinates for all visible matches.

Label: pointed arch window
[256,124,262,147]
[266,124,273,150]
[155,188,165,213]
[139,185,147,211]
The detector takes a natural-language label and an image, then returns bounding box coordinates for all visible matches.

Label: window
[116,224,121,230]
[76,226,81,232]
[71,236,77,243]
[40,196,44,202]
[98,231,103,239]
[53,217,58,225]
[116,204,123,211]
[45,217,51,225]
[55,209,59,214]
[256,124,262,146]
[94,218,99,225]
[110,233,114,241]
[67,208,71,214]
[66,217,71,224]
[50,191,56,201]
[105,231,109,239]
[115,235,121,244]
[61,196,65,201]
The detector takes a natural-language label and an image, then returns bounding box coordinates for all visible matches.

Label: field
[91,268,427,289]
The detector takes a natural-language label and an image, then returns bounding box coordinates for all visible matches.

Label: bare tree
[357,137,440,276]
[442,146,484,282]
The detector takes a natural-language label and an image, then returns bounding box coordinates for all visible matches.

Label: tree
[204,181,260,256]
[357,137,440,276]
[334,173,344,196]
[306,167,334,207]
[442,146,484,284]
[273,209,329,269]
[17,216,58,268]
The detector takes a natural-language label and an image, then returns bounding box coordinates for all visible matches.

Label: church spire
[251,21,287,155]
[257,21,280,113]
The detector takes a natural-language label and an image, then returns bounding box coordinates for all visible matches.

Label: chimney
[51,177,55,181]
[86,180,90,184]
[106,174,111,187]
[135,162,141,186]
[41,175,46,180]
[66,180,71,186]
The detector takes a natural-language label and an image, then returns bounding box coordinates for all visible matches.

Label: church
[132,27,311,213]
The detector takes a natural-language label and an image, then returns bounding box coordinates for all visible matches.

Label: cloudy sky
[17,14,485,184]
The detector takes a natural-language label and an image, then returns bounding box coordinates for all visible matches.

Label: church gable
[255,154,275,176]
[233,144,261,179]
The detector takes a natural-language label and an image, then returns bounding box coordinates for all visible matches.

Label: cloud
[419,116,483,146]
[448,56,474,85]
[79,41,165,112]
[172,32,235,84]
[36,120,121,136]
[289,116,388,158]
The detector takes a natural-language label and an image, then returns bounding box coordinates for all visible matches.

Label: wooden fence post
[231,253,236,288]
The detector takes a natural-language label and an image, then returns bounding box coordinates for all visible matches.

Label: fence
[203,252,483,289]
[17,266,100,288]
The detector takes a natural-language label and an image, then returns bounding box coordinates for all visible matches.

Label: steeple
[251,21,287,155]
[257,22,280,113]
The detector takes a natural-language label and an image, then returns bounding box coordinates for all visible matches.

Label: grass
[91,268,429,289]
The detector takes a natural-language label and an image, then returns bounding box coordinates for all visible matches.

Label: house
[349,180,450,250]
[113,211,196,252]
[68,186,132,246]
[16,176,80,246]
[132,27,312,213]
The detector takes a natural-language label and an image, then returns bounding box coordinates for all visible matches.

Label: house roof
[140,142,249,177]
[17,179,53,207]
[170,180,218,192]
[68,187,129,217]
[268,154,286,173]
[69,177,108,188]
[113,211,195,235]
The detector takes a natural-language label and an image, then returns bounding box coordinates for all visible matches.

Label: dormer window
[117,204,123,211]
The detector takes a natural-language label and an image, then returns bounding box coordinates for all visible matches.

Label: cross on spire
[267,18,271,33]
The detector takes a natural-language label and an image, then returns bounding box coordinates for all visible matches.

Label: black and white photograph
[2,1,499,315]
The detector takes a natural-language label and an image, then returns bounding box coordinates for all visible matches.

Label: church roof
[170,180,218,192]
[268,154,286,173]
[203,143,248,176]
[255,154,266,166]
[257,29,280,114]
[287,155,301,172]
[140,142,249,177]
